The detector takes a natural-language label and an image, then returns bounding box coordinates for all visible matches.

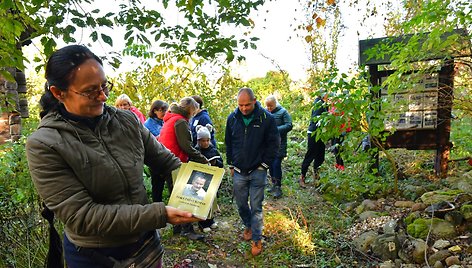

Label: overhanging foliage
[0,0,264,77]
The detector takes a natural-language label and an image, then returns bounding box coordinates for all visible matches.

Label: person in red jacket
[115,94,146,123]
[158,97,209,240]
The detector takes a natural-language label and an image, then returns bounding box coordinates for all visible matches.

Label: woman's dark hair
[191,95,203,109]
[39,45,102,118]
[148,100,169,118]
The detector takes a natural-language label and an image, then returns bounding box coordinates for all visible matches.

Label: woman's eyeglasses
[70,81,113,100]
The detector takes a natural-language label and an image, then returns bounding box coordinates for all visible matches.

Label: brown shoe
[243,228,252,241]
[299,176,307,188]
[251,240,262,256]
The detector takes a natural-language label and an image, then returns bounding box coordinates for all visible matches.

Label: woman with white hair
[115,93,146,123]
[264,95,292,198]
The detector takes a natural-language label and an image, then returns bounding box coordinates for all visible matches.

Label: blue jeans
[233,168,267,242]
[269,157,283,186]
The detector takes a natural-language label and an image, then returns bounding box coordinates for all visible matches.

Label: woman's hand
[165,206,200,225]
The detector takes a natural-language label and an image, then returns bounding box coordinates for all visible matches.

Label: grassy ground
[159,162,358,267]
[157,143,472,267]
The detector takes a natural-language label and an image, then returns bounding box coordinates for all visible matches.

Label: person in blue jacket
[190,95,217,147]
[225,87,280,256]
[144,100,168,138]
[264,95,292,198]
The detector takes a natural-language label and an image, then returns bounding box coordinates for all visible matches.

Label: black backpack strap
[41,203,64,268]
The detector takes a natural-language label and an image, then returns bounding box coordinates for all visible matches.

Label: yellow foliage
[316,17,326,28]
[264,211,316,255]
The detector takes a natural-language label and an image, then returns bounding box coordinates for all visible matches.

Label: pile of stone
[348,173,472,267]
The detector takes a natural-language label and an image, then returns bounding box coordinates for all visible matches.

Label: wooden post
[368,65,380,174]
[435,61,454,178]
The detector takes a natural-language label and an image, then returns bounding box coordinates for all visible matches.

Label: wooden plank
[383,129,438,149]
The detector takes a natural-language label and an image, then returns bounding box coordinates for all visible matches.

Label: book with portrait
[168,161,225,220]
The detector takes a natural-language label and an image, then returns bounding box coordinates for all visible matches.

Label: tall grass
[0,117,49,268]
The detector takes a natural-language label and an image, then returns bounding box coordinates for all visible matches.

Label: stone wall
[0,67,29,143]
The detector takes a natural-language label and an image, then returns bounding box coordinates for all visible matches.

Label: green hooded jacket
[26,106,180,248]
[270,105,293,157]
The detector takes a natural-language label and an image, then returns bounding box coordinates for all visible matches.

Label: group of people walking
[26,44,348,267]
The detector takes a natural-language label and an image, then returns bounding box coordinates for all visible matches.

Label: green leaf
[187,31,196,38]
[126,36,135,47]
[140,34,150,45]
[41,37,57,57]
[101,33,113,46]
[86,16,96,27]
[160,42,170,48]
[110,56,121,69]
[45,16,58,26]
[239,18,250,27]
[69,9,83,17]
[97,17,113,27]
[71,17,86,27]
[219,0,230,8]
[90,31,98,42]
[226,50,234,62]
[0,70,14,81]
[124,30,133,40]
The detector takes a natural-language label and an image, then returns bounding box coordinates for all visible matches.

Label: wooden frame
[359,29,470,178]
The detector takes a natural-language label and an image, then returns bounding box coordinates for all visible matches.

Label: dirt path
[161,182,346,267]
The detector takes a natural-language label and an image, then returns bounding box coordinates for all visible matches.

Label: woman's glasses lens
[88,81,113,99]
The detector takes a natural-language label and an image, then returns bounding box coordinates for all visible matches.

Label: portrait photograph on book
[181,171,212,201]
[168,161,224,220]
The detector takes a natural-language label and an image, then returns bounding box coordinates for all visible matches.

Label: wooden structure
[359,29,471,178]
